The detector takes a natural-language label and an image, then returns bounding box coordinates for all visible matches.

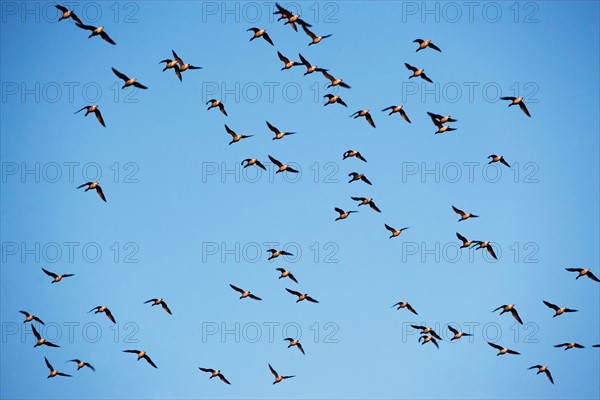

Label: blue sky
[1,1,599,399]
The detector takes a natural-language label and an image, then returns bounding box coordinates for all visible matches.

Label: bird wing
[456,232,468,243]
[334,207,345,215]
[406,304,418,315]
[218,374,231,384]
[105,308,116,323]
[365,113,376,128]
[586,270,600,282]
[510,308,523,324]
[111,67,130,82]
[288,273,298,284]
[248,294,262,301]
[487,245,497,260]
[447,325,459,335]
[92,108,106,127]
[399,108,411,123]
[370,202,381,212]
[286,288,302,297]
[277,51,289,63]
[41,268,58,278]
[266,121,280,134]
[268,363,278,377]
[543,300,559,310]
[132,81,148,89]
[143,354,158,368]
[224,124,237,138]
[229,284,244,294]
[385,224,396,233]
[545,369,554,384]
[199,367,215,373]
[172,50,183,65]
[302,25,316,39]
[452,206,465,216]
[404,63,417,72]
[95,185,107,202]
[519,102,531,117]
[428,42,442,52]
[500,97,517,101]
[268,155,283,167]
[262,32,274,46]
[161,302,172,315]
[488,342,503,350]
[74,21,96,31]
[32,324,42,340]
[421,73,433,83]
[99,31,116,45]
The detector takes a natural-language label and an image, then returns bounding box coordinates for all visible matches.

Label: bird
[343,150,367,162]
[382,105,411,123]
[276,268,298,283]
[273,3,311,31]
[32,325,59,348]
[68,359,95,372]
[427,112,457,124]
[419,335,439,348]
[19,311,44,325]
[472,241,497,260]
[41,267,74,283]
[144,298,172,315]
[88,306,116,324]
[430,116,456,134]
[74,22,116,44]
[268,155,299,173]
[348,172,372,185]
[492,304,523,324]
[456,232,474,248]
[302,25,332,45]
[321,70,351,88]
[413,39,442,52]
[391,301,418,314]
[198,368,231,384]
[111,68,147,89]
[286,288,319,303]
[554,342,585,351]
[267,121,296,140]
[77,181,106,202]
[500,97,531,117]
[335,208,357,221]
[269,363,295,384]
[299,53,327,75]
[350,110,376,128]
[543,301,578,317]
[159,57,182,81]
[123,350,157,368]
[267,248,294,260]
[247,27,274,45]
[452,206,478,222]
[447,325,473,341]
[172,50,202,73]
[488,154,511,168]
[74,105,105,127]
[242,158,266,170]
[55,5,81,23]
[45,357,71,378]
[224,124,253,145]
[277,51,300,70]
[351,197,381,212]
[412,325,442,341]
[564,268,600,282]
[229,284,262,300]
[323,94,347,107]
[206,99,228,116]
[528,365,554,384]
[405,63,432,82]
[284,338,305,354]
[488,342,520,356]
[385,224,409,239]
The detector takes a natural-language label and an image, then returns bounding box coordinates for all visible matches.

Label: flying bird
[267,248,293,260]
[123,350,157,368]
[206,99,228,116]
[247,27,274,45]
[55,5,81,23]
[45,357,71,378]
[350,110,376,128]
[419,335,439,348]
[472,241,497,260]
[431,117,456,134]
[382,105,411,123]
[488,154,511,168]
[452,206,478,222]
[564,268,600,282]
[19,311,44,325]
[427,112,457,124]
[405,63,432,83]
[229,284,262,300]
[268,155,299,174]
[242,158,266,170]
[144,298,172,315]
[224,124,253,145]
[500,97,531,117]
[323,94,347,107]
[528,365,554,384]
[68,359,95,372]
[267,121,296,140]
[75,105,105,127]
[286,288,319,303]
[322,70,351,88]
[554,342,585,350]
[385,224,409,239]
[276,268,298,283]
[198,368,231,384]
[273,3,311,31]
[41,267,74,283]
[488,342,520,356]
[351,197,381,212]
[32,325,59,348]
[302,25,332,45]
[413,39,442,52]
[456,232,474,248]
[343,150,367,162]
[492,304,523,324]
[543,300,578,317]
[74,22,116,44]
[269,363,295,384]
[88,306,116,324]
[159,57,182,81]
[412,325,442,341]
[277,51,300,70]
[348,172,372,185]
[172,50,202,73]
[284,338,305,354]
[77,181,106,202]
[447,325,473,341]
[111,68,147,89]
[334,208,357,221]
[391,301,418,315]
[299,53,327,75]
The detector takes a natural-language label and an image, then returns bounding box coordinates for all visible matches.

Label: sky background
[1,1,599,399]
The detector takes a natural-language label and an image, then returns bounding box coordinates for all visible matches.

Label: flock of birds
[15,2,598,392]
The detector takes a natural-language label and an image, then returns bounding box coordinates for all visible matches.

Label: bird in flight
[19,311,44,325]
[267,248,293,260]
[273,3,311,31]
[41,267,74,284]
[413,39,442,52]
[382,105,411,123]
[492,304,524,324]
[472,241,497,260]
[144,298,172,315]
[391,301,418,315]
[286,288,319,303]
[456,232,474,248]
[542,300,578,317]
[224,124,253,145]
[452,206,479,222]
[267,121,297,140]
[284,338,305,354]
[112,68,148,89]
[276,268,298,283]
[32,325,60,348]
[488,342,520,356]
[229,284,262,300]
[412,325,443,341]
[268,155,299,174]
[351,197,381,213]
[385,224,409,239]
[277,51,300,70]
[159,56,182,81]
[350,110,376,128]
[68,359,95,372]
[206,99,228,116]
[322,70,351,89]
[488,154,511,168]
[500,97,531,117]
[427,112,457,124]
[302,25,332,45]
[75,105,106,127]
[564,267,600,282]
[123,350,157,368]
[335,208,357,221]
[77,181,107,202]
[172,50,202,73]
[299,53,327,75]
[55,5,81,23]
[198,368,231,384]
[429,113,456,134]
[348,172,372,185]
[323,94,348,107]
[554,342,585,351]
[88,306,116,324]
[75,22,116,45]
[405,63,433,83]
[242,158,267,170]
[343,150,367,162]
[45,357,71,379]
[247,27,274,46]
[528,365,554,384]
[269,363,295,384]
[419,335,439,348]
[447,325,473,341]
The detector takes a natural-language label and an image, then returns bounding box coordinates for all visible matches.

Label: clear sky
[1,1,599,399]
